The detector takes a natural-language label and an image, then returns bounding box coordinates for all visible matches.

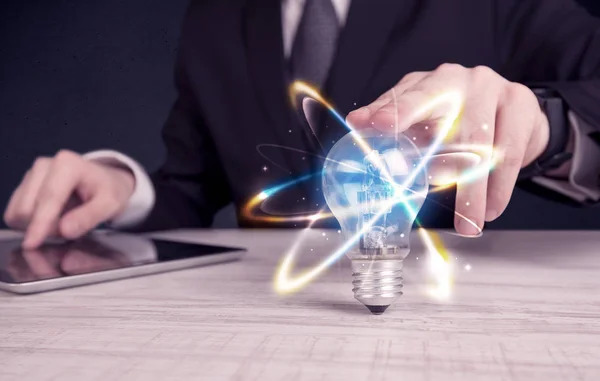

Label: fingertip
[346,107,371,128]
[455,217,482,238]
[485,209,499,222]
[22,233,40,250]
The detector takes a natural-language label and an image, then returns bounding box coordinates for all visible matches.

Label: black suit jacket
[129,0,600,232]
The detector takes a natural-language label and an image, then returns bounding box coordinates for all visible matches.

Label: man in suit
[4,0,600,249]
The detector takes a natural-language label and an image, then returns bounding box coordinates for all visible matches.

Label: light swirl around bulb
[239,81,500,297]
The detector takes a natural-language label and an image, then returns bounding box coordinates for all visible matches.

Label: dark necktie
[290,0,340,90]
[286,0,341,218]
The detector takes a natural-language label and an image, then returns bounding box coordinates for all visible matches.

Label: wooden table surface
[1,229,599,381]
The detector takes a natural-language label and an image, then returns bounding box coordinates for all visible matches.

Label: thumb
[59,193,122,239]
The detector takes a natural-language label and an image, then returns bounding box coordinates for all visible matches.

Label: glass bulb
[322,128,428,314]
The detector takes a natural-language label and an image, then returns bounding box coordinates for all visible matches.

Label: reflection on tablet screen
[0,233,244,284]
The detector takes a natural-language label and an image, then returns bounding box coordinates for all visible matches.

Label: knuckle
[436,63,464,74]
[400,71,425,84]
[504,84,539,123]
[506,82,533,101]
[364,102,379,115]
[32,157,50,171]
[55,149,79,165]
[472,65,496,79]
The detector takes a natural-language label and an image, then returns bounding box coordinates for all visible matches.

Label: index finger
[346,72,428,130]
[23,154,82,249]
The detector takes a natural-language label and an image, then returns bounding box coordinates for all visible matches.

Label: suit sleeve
[123,14,232,232]
[495,0,600,204]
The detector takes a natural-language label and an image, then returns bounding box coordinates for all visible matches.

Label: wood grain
[1,229,599,381]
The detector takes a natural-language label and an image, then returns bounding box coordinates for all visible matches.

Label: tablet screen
[0,233,244,284]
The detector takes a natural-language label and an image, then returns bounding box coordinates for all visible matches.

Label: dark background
[1,0,599,229]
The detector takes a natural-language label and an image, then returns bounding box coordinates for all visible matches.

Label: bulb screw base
[351,259,403,314]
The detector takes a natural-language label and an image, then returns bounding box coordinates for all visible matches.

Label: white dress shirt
[84,0,600,228]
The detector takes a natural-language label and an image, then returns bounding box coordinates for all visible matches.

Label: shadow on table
[317,300,370,316]
[286,296,371,316]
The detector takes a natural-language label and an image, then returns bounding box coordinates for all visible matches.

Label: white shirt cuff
[532,111,600,203]
[82,150,155,228]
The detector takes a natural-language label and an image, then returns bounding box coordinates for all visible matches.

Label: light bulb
[322,128,428,314]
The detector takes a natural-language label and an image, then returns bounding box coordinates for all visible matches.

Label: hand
[347,64,550,236]
[3,150,135,248]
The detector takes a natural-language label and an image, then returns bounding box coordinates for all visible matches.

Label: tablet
[0,232,245,294]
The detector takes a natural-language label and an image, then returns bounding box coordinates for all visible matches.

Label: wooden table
[1,229,599,381]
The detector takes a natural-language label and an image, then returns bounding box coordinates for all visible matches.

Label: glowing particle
[416,257,419,260]
[371,122,375,125]
[337,230,341,234]
[262,166,268,172]
[466,201,470,206]
[289,129,292,133]
[482,124,489,130]
[443,159,446,163]
[465,264,472,271]
[310,248,314,251]
[353,102,357,106]
[258,191,269,200]
[425,126,429,130]
[326,238,329,241]
[309,214,321,221]
[400,233,405,238]
[322,232,326,236]
[429,176,432,180]
[302,197,305,200]
[413,136,417,141]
